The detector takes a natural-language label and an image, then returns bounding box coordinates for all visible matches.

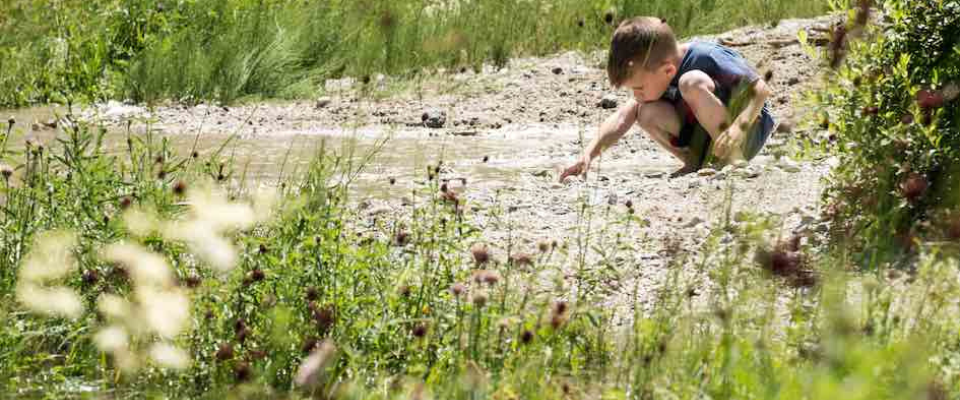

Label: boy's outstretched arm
[560,99,639,182]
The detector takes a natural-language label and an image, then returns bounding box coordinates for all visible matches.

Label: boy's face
[623,63,676,103]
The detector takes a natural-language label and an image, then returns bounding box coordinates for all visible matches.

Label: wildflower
[7,116,14,126]
[294,340,337,388]
[305,286,319,301]
[82,269,99,286]
[250,269,265,282]
[97,293,132,320]
[509,253,533,267]
[477,270,501,285]
[471,244,490,265]
[258,243,268,254]
[236,327,249,343]
[862,106,879,116]
[94,325,129,353]
[234,361,252,382]
[398,285,412,297]
[901,113,914,125]
[15,283,83,319]
[412,322,429,338]
[917,89,945,109]
[0,164,12,181]
[216,343,235,361]
[173,180,187,196]
[472,291,488,308]
[755,241,817,287]
[900,172,928,202]
[137,287,190,338]
[450,283,466,298]
[184,274,202,288]
[520,329,534,344]
[120,196,133,210]
[538,241,551,253]
[301,337,319,354]
[313,305,336,331]
[394,230,410,246]
[150,342,190,370]
[103,243,173,287]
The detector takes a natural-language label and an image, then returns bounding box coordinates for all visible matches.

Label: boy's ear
[661,63,677,79]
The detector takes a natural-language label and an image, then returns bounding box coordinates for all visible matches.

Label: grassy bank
[0,0,829,107]
[0,111,959,399]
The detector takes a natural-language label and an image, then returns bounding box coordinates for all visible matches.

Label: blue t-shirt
[661,41,775,151]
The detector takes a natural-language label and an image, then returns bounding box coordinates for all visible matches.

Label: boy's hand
[713,125,744,160]
[559,156,590,182]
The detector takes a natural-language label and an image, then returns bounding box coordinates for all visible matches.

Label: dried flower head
[120,196,134,210]
[917,89,945,109]
[7,116,14,126]
[305,286,319,301]
[509,252,533,267]
[450,283,466,298]
[412,323,429,338]
[172,180,187,196]
[472,291,488,308]
[538,240,551,253]
[0,164,13,180]
[520,329,534,344]
[394,230,410,246]
[250,269,265,282]
[234,361,252,382]
[216,343,235,361]
[900,172,928,202]
[471,243,490,265]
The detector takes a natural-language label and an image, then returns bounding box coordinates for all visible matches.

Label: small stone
[422,110,447,128]
[733,160,749,169]
[551,67,563,75]
[684,217,705,228]
[644,171,666,178]
[778,159,801,173]
[315,97,332,109]
[787,77,801,86]
[599,95,619,109]
[697,168,717,177]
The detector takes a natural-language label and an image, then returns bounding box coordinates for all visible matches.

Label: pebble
[599,94,619,109]
[697,168,717,177]
[422,110,447,128]
[551,67,563,75]
[644,171,666,178]
[778,159,802,173]
[315,97,332,109]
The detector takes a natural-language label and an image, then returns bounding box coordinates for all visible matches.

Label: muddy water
[3,106,680,201]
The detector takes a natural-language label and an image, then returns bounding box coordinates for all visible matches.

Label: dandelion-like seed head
[136,287,190,339]
[20,230,77,283]
[94,325,128,353]
[16,283,83,319]
[0,164,13,180]
[104,243,173,287]
[150,342,190,370]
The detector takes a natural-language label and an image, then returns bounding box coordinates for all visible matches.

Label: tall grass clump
[812,0,960,264]
[1,0,830,107]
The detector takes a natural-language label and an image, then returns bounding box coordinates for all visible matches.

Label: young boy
[560,16,775,181]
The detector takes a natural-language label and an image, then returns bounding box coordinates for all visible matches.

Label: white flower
[149,342,190,370]
[19,230,77,283]
[102,243,173,287]
[94,325,129,353]
[137,287,190,339]
[15,283,82,319]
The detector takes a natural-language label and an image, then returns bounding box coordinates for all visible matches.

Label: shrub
[817,0,960,263]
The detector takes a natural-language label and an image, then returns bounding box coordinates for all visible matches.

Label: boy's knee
[637,100,678,131]
[678,70,715,97]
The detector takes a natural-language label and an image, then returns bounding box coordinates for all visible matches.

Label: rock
[684,217,705,228]
[732,160,749,169]
[599,94,619,109]
[315,97,332,109]
[422,110,447,128]
[778,159,802,173]
[551,67,563,75]
[697,168,717,177]
[787,77,801,86]
[776,120,794,133]
[644,171,666,178]
[532,170,551,178]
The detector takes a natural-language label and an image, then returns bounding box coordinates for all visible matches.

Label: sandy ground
[11,14,841,312]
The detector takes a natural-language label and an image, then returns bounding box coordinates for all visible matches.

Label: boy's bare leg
[677,70,746,163]
[636,101,698,176]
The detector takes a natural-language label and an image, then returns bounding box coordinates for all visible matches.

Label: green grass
[0,0,829,107]
[0,108,959,399]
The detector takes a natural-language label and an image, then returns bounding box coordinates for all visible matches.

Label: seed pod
[471,244,490,265]
[520,329,534,344]
[172,180,187,195]
[412,323,428,338]
[450,283,466,298]
[234,361,251,381]
[900,172,928,202]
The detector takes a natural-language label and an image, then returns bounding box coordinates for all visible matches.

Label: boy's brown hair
[607,17,679,88]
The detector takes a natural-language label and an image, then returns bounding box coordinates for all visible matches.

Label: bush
[817,0,960,263]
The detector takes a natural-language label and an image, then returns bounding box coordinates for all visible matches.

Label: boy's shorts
[665,93,776,168]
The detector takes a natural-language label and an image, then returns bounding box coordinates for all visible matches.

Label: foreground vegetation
[1,0,960,398]
[0,0,829,107]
